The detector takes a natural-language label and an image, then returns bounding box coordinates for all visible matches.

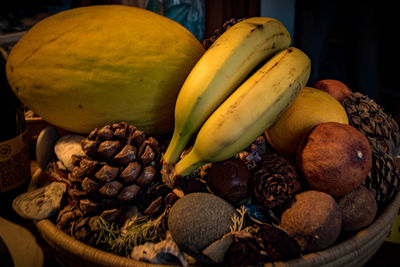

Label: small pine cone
[203,18,246,49]
[253,153,301,209]
[342,92,400,156]
[363,152,400,206]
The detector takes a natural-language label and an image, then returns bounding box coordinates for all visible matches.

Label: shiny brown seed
[81,139,99,156]
[140,145,155,166]
[136,166,156,185]
[97,125,113,140]
[99,181,123,197]
[120,162,141,183]
[132,130,145,147]
[95,165,119,183]
[79,158,99,174]
[114,145,137,165]
[117,184,141,201]
[97,140,121,159]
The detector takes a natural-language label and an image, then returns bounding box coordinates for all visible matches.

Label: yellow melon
[266,86,349,157]
[6,5,205,134]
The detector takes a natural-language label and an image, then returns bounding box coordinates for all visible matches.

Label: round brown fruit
[207,158,251,203]
[313,79,351,102]
[336,185,377,232]
[297,122,372,197]
[280,190,342,252]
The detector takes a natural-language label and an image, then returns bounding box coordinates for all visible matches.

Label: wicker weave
[35,171,400,267]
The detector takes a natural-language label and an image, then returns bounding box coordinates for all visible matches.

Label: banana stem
[174,150,207,177]
[163,130,190,165]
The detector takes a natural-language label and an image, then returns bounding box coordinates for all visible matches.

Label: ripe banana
[173,47,311,177]
[163,17,292,165]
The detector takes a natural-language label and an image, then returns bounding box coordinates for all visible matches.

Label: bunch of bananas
[162,17,311,186]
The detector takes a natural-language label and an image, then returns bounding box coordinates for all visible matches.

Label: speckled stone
[54,134,86,172]
[12,182,67,220]
[36,126,60,170]
[168,192,237,263]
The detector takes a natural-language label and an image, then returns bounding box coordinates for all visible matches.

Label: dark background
[1,0,398,124]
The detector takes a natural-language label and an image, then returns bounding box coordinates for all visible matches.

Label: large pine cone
[342,92,400,204]
[342,92,400,156]
[364,152,400,206]
[65,122,167,223]
[253,152,301,209]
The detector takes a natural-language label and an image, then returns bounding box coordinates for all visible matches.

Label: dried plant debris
[131,239,188,266]
[96,207,169,256]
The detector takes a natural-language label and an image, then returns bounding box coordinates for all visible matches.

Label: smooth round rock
[36,126,60,170]
[168,192,237,263]
[207,158,251,203]
[54,134,86,171]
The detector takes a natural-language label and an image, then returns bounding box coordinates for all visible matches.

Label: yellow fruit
[6,5,205,135]
[265,86,348,157]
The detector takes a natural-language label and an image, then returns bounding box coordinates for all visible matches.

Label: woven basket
[35,170,400,267]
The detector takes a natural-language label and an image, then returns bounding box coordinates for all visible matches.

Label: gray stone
[168,192,237,263]
[36,126,60,170]
[202,232,234,264]
[12,182,67,220]
[54,134,86,172]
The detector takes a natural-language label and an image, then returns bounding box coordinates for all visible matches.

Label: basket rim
[35,169,400,267]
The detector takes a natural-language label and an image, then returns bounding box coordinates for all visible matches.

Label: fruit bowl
[33,162,400,267]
